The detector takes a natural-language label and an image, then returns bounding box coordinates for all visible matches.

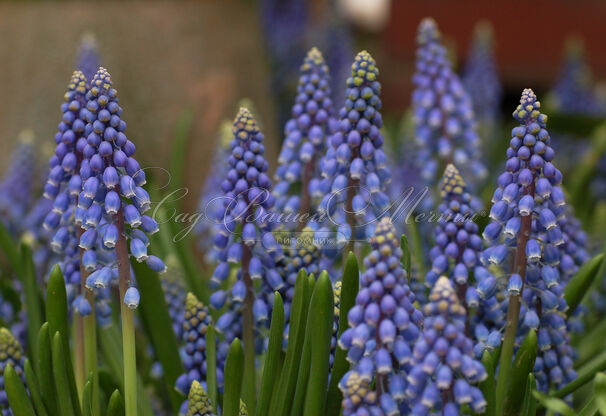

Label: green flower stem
[75,316,86,399]
[496,183,535,415]
[116,212,137,416]
[241,241,256,416]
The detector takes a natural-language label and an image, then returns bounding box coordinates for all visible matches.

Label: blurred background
[2,0,606,214]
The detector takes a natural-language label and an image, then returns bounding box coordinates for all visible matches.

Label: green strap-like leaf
[46,265,81,415]
[303,271,334,416]
[533,390,576,416]
[578,398,598,416]
[521,374,537,416]
[52,331,77,416]
[594,372,606,415]
[258,293,285,416]
[223,338,245,416]
[269,270,312,416]
[478,350,496,416]
[556,349,606,398]
[24,359,49,416]
[106,390,125,416]
[18,243,45,363]
[131,259,184,410]
[82,380,93,416]
[0,222,22,274]
[37,322,58,414]
[206,324,218,414]
[325,252,359,416]
[503,330,538,415]
[564,253,604,316]
[5,364,37,416]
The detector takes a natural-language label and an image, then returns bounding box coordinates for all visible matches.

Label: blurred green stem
[116,212,137,416]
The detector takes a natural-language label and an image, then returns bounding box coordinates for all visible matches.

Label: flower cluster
[274,47,334,218]
[196,120,232,264]
[482,89,575,392]
[76,33,101,83]
[184,380,214,416]
[76,67,164,307]
[462,22,502,124]
[0,130,37,236]
[339,218,423,415]
[160,256,188,339]
[42,71,93,314]
[411,18,486,190]
[406,277,487,414]
[176,293,214,413]
[209,108,283,340]
[426,164,502,353]
[550,39,604,116]
[320,51,390,242]
[0,328,26,415]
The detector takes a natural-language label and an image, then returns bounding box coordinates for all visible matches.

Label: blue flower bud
[124,287,140,309]
[507,274,523,295]
[145,255,167,273]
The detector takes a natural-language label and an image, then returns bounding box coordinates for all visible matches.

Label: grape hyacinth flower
[76,32,101,83]
[426,164,501,344]
[78,67,165,301]
[196,120,232,264]
[406,277,487,414]
[339,218,423,415]
[176,293,214,413]
[209,107,279,408]
[482,89,575,393]
[273,47,334,228]
[0,130,37,236]
[160,256,187,340]
[411,18,486,192]
[0,327,26,415]
[184,380,215,416]
[550,38,605,116]
[320,51,391,246]
[462,22,502,125]
[42,70,93,313]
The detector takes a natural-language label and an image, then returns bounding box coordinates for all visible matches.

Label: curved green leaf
[325,252,359,416]
[223,338,245,416]
[106,390,125,416]
[131,259,184,410]
[564,253,604,316]
[37,322,58,414]
[303,271,334,416]
[400,235,411,277]
[47,266,81,416]
[533,390,575,416]
[82,380,93,416]
[521,373,537,416]
[24,359,49,416]
[479,350,496,416]
[258,293,285,416]
[18,243,45,362]
[594,372,606,415]
[52,331,78,416]
[269,270,312,416]
[503,330,538,416]
[5,364,37,416]
[556,349,606,398]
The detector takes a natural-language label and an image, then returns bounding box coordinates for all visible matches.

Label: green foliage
[223,338,245,416]
[503,330,538,416]
[564,253,604,316]
[4,364,37,416]
[257,293,285,416]
[130,259,184,410]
